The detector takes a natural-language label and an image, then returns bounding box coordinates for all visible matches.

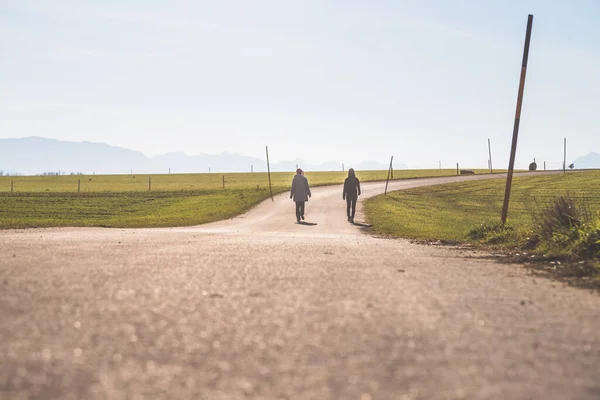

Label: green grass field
[0,169,497,229]
[364,171,600,243]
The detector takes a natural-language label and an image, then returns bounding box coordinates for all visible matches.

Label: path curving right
[1,171,598,400]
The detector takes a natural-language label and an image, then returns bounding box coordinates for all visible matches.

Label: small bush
[532,193,591,239]
[531,194,600,260]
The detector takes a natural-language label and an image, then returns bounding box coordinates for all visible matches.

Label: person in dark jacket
[290,168,311,223]
[343,168,361,223]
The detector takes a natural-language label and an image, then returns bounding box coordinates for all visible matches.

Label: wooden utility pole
[501,14,534,225]
[384,156,394,195]
[563,138,567,173]
[266,146,274,201]
[488,138,493,173]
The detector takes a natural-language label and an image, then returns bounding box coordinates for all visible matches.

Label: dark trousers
[295,201,305,220]
[346,197,357,218]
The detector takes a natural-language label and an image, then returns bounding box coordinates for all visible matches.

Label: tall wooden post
[384,156,394,195]
[563,138,567,173]
[78,179,80,193]
[222,175,225,189]
[488,138,493,173]
[501,14,534,225]
[148,176,151,191]
[266,146,274,202]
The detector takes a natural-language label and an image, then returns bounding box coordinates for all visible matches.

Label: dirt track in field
[1,172,599,400]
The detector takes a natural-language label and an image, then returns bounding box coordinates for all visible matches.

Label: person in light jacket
[343,168,361,223]
[290,168,311,223]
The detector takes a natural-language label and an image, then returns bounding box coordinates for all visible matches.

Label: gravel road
[1,173,598,400]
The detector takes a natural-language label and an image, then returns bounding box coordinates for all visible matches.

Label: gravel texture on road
[1,173,598,400]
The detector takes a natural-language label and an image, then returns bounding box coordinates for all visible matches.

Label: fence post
[488,138,493,173]
[563,137,567,174]
[266,146,274,201]
[78,179,80,193]
[222,175,225,189]
[456,163,459,176]
[11,180,14,192]
[148,176,151,191]
[384,156,394,195]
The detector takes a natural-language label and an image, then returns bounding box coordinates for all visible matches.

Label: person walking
[290,168,311,223]
[343,168,361,223]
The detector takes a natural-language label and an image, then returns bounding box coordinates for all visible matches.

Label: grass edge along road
[0,169,498,229]
[364,170,600,288]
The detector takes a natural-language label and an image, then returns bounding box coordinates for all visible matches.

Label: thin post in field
[384,156,393,195]
[148,176,151,191]
[456,163,459,176]
[266,146,274,202]
[563,138,567,173]
[501,14,534,225]
[78,179,80,193]
[11,180,14,192]
[222,175,225,189]
[488,138,493,173]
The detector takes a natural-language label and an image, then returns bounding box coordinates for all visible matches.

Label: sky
[1,0,599,169]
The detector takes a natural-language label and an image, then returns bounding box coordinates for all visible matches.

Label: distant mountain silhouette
[0,137,405,175]
[572,152,600,169]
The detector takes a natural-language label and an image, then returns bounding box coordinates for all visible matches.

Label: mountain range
[0,137,404,175]
[572,152,600,170]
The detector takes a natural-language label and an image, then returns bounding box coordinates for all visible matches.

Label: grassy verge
[0,190,272,229]
[364,171,600,289]
[0,169,499,229]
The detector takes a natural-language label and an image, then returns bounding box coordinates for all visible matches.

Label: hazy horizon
[1,1,599,170]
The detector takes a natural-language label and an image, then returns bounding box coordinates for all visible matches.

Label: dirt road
[1,173,598,399]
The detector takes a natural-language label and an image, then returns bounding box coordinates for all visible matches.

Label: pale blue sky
[1,0,598,169]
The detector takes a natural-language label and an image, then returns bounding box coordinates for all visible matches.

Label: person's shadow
[352,222,372,227]
[297,221,317,226]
